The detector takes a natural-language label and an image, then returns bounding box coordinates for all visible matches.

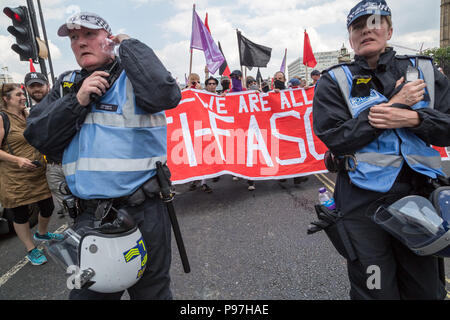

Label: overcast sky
[0,0,443,84]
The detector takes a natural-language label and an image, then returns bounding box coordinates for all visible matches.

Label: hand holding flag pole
[190,6,225,76]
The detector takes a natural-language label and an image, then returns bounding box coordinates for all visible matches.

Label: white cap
[58,12,112,37]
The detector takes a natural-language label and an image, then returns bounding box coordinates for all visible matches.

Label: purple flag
[190,10,224,75]
[280,49,287,73]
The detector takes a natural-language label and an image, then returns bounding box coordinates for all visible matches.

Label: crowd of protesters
[182,68,321,193]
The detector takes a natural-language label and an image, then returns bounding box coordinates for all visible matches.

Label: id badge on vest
[350,89,388,118]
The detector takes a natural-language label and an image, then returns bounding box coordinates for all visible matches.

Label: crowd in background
[182,68,322,193]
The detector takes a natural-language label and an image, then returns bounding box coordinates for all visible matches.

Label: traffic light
[3,6,38,62]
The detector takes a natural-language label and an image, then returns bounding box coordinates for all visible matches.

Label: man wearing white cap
[25,12,181,300]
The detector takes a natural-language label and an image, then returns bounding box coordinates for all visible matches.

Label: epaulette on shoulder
[395,55,432,61]
[323,62,355,74]
[59,69,81,80]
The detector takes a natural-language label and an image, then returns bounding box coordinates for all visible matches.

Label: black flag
[237,30,272,69]
[256,68,263,86]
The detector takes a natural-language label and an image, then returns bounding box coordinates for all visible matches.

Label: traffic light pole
[26,0,48,83]
[36,0,55,86]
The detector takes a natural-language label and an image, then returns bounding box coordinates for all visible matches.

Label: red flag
[204,13,211,34]
[218,41,231,78]
[303,30,317,68]
[29,58,36,72]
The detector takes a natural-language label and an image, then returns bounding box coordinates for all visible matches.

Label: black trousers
[69,196,173,300]
[334,171,446,300]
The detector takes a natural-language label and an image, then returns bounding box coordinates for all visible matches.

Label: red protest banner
[166,88,328,183]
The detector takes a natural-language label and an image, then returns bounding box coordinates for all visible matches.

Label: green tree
[423,46,450,76]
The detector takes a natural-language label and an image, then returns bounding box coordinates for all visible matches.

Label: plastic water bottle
[318,187,336,210]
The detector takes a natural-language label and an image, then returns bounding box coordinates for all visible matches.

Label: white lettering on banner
[180,113,197,167]
[168,89,323,171]
[270,111,307,165]
[194,93,208,109]
[302,89,313,105]
[247,115,274,168]
[248,94,260,113]
[260,92,271,111]
[280,91,292,110]
[216,97,227,114]
[206,96,214,111]
[204,111,234,161]
[304,107,325,160]
[289,90,304,108]
[170,110,319,167]
[239,95,249,113]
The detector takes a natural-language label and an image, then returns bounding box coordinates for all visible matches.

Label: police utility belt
[63,166,171,221]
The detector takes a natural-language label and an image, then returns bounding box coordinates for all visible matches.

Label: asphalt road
[1,161,450,300]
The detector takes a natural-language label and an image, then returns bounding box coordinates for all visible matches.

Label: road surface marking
[0,223,68,288]
[314,173,335,193]
[318,173,335,188]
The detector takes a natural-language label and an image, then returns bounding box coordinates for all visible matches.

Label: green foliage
[423,47,450,75]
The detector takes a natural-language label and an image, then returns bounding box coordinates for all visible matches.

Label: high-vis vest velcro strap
[329,59,444,193]
[62,70,168,200]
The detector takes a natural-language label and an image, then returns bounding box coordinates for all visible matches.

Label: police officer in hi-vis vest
[24,12,181,299]
[313,0,450,299]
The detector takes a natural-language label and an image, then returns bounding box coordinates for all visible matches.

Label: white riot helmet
[373,187,450,257]
[46,209,147,293]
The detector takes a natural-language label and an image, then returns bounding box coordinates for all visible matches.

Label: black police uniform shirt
[312,48,450,214]
[313,47,450,158]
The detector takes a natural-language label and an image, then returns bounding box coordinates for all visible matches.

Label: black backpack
[0,111,13,154]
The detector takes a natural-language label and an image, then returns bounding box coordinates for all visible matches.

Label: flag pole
[285,48,288,80]
[236,29,245,88]
[244,66,247,88]
[189,4,196,77]
[305,65,308,84]
[304,29,308,85]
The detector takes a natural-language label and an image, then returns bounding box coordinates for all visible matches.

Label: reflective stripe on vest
[62,70,167,199]
[329,60,444,193]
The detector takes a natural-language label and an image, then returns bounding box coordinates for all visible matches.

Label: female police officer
[313,0,450,299]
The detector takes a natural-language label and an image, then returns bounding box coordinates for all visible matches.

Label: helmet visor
[44,228,82,270]
[373,196,447,254]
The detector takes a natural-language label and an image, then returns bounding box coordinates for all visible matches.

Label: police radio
[405,57,420,83]
[405,65,420,83]
[90,59,122,104]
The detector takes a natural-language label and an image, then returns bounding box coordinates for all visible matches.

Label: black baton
[155,161,191,273]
